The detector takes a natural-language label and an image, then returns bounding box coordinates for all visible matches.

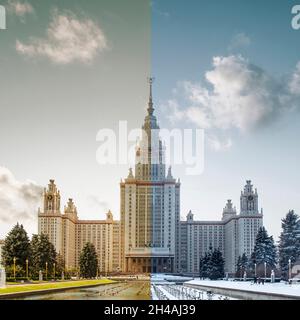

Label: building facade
[38,81,263,275]
[120,78,180,273]
[38,180,121,273]
[180,181,263,274]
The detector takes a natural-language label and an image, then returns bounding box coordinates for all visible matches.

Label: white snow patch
[186,279,300,297]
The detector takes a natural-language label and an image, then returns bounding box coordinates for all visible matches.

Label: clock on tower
[43,180,61,214]
[240,180,259,215]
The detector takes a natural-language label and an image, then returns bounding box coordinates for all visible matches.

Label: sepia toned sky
[0,0,151,236]
[1,0,300,241]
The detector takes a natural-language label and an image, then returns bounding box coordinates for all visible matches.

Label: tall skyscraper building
[120,78,180,273]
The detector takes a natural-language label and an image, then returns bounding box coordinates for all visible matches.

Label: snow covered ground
[151,284,234,300]
[150,287,159,300]
[186,279,300,298]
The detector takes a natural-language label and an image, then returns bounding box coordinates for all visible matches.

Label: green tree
[79,243,98,279]
[30,234,40,276]
[2,223,31,274]
[55,253,65,277]
[30,233,56,278]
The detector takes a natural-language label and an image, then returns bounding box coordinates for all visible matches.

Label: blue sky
[152,0,300,240]
[152,0,300,78]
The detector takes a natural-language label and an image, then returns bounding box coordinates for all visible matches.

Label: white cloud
[289,61,300,95]
[207,135,233,152]
[16,10,108,64]
[151,2,170,18]
[164,99,185,124]
[163,55,300,151]
[0,167,43,237]
[157,10,170,18]
[7,0,34,17]
[228,32,251,51]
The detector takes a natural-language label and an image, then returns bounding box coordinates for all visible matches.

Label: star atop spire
[147,77,155,116]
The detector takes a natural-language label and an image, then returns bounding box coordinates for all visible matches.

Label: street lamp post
[13,257,16,281]
[53,263,56,281]
[264,262,267,281]
[26,259,29,280]
[288,258,292,282]
[254,263,257,278]
[45,262,48,281]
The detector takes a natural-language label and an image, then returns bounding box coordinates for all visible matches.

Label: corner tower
[38,180,63,256]
[43,179,61,214]
[240,180,262,215]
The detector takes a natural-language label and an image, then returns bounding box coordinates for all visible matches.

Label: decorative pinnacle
[147,77,155,116]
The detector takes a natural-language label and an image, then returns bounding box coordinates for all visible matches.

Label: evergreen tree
[209,248,225,280]
[199,256,204,279]
[236,253,249,277]
[241,253,249,271]
[30,234,40,276]
[236,255,242,277]
[202,248,213,278]
[2,223,31,273]
[200,247,224,280]
[30,233,56,277]
[56,253,65,277]
[278,210,300,278]
[251,227,277,270]
[79,243,98,278]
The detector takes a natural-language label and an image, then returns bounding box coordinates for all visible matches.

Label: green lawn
[0,279,114,295]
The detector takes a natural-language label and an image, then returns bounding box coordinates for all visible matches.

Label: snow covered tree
[241,253,248,269]
[199,250,212,279]
[1,223,31,273]
[236,256,242,277]
[251,227,277,271]
[209,248,225,280]
[236,253,249,277]
[199,256,205,279]
[199,247,224,280]
[278,210,300,279]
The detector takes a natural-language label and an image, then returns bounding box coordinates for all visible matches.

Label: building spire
[147,77,155,116]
